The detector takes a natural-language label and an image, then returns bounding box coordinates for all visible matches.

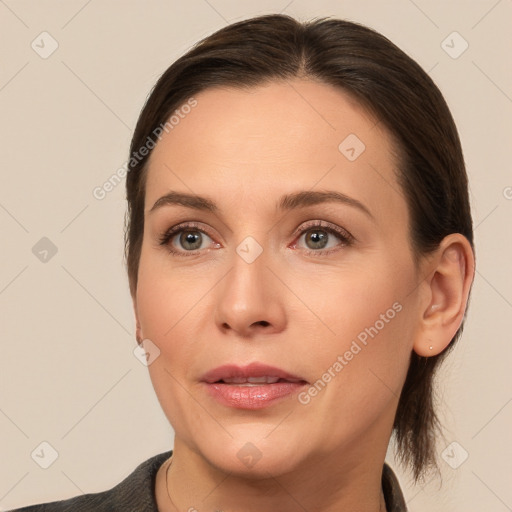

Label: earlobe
[413,234,475,357]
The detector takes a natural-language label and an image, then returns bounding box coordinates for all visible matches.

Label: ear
[413,234,475,357]
[132,294,143,345]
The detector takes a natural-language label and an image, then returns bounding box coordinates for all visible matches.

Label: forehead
[144,79,407,226]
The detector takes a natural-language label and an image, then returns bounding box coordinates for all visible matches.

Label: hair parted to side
[124,14,473,481]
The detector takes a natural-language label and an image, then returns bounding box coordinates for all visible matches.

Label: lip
[201,362,307,384]
[201,363,308,410]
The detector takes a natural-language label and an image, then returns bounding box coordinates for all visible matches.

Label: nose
[214,248,287,338]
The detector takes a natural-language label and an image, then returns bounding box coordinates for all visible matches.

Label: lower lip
[204,381,307,409]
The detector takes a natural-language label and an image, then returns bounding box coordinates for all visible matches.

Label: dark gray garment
[9,450,408,511]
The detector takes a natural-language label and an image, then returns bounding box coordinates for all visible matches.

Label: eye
[158,220,354,258]
[158,222,220,256]
[293,221,354,256]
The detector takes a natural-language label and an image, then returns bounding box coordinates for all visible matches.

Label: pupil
[307,230,328,249]
[181,231,201,250]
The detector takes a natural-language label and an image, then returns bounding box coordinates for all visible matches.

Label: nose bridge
[225,240,269,313]
[214,236,285,335]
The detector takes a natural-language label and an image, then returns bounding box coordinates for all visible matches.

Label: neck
[156,441,389,512]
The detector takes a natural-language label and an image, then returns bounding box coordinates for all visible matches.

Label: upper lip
[201,362,307,384]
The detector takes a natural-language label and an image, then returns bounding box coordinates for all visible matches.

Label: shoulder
[8,450,172,512]
[382,462,408,512]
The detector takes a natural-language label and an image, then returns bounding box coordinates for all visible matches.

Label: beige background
[1,1,511,510]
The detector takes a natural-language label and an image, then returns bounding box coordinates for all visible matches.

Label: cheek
[294,254,411,344]
[136,274,204,375]
[135,260,209,434]
[135,246,209,340]
[297,262,416,435]
[302,254,412,356]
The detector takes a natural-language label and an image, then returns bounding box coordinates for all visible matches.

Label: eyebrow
[148,190,374,219]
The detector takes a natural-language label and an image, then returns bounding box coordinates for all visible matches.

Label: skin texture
[132,79,474,512]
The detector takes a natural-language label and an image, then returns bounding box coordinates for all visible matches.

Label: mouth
[201,363,308,409]
[213,376,304,385]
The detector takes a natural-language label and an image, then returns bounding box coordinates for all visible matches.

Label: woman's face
[134,79,427,476]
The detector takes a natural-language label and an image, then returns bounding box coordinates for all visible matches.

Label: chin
[197,434,307,479]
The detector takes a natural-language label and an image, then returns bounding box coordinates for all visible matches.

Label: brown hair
[124,14,473,481]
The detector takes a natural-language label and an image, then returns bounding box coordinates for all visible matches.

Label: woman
[12,13,475,512]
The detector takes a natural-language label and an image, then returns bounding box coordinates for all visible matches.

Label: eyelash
[158,220,355,258]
